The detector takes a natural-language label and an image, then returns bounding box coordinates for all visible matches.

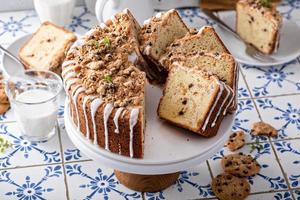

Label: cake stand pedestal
[64,84,235,192]
[114,170,180,192]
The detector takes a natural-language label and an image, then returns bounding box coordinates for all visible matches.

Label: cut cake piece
[139,9,189,83]
[236,0,283,54]
[19,21,77,75]
[62,9,146,158]
[159,26,230,69]
[158,64,234,137]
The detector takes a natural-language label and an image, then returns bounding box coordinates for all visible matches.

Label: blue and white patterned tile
[66,6,98,35]
[0,123,61,169]
[255,95,300,140]
[0,164,66,199]
[65,161,142,200]
[238,70,251,99]
[233,98,267,143]
[144,163,214,200]
[248,191,293,200]
[177,8,216,29]
[279,0,300,20]
[0,10,39,44]
[208,142,288,193]
[241,60,300,98]
[274,139,300,189]
[58,118,89,163]
[293,189,300,199]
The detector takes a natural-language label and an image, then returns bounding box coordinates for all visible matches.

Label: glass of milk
[33,0,76,27]
[5,70,63,142]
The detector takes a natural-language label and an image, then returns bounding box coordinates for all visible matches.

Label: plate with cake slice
[214,0,300,67]
[62,9,238,174]
[1,21,77,78]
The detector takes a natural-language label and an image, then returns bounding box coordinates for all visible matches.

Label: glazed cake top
[64,13,145,108]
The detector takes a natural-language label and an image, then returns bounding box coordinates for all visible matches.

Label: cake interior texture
[177,53,236,89]
[140,10,189,61]
[236,0,282,54]
[19,21,76,74]
[158,65,234,137]
[159,26,230,70]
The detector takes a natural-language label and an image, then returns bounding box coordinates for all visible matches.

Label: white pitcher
[95,0,155,24]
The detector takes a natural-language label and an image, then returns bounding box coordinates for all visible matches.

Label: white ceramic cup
[33,0,75,27]
[95,0,155,24]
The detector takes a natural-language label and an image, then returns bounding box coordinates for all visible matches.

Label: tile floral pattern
[0,1,300,199]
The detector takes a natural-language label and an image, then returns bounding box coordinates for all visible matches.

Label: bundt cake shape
[62,9,147,158]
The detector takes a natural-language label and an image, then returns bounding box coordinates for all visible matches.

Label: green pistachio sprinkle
[103,74,113,83]
[94,40,99,48]
[103,36,110,47]
[261,0,271,8]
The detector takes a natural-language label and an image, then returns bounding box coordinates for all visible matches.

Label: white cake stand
[64,84,235,192]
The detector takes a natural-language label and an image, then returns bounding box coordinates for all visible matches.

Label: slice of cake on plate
[62,9,146,158]
[139,9,189,83]
[236,0,283,54]
[19,21,77,75]
[158,64,234,137]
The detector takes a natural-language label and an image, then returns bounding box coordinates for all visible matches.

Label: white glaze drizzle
[143,18,151,25]
[155,12,162,18]
[82,96,96,140]
[90,98,103,145]
[63,72,76,85]
[62,60,76,68]
[129,108,139,158]
[224,86,235,115]
[202,80,224,131]
[65,78,80,92]
[103,103,114,151]
[62,64,77,77]
[72,87,85,130]
[100,23,107,29]
[211,84,230,127]
[113,107,124,133]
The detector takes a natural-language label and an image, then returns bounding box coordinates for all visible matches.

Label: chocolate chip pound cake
[139,9,189,83]
[159,27,237,112]
[19,21,76,75]
[62,9,146,158]
[236,0,283,54]
[159,26,230,69]
[158,65,234,137]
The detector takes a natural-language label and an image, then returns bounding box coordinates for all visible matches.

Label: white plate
[215,12,300,66]
[1,35,31,77]
[65,84,235,174]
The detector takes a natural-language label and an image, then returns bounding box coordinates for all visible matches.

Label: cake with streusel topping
[62,9,146,158]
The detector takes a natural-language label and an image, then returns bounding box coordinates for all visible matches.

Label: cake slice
[159,26,230,69]
[236,0,283,54]
[19,21,76,75]
[139,9,189,83]
[158,65,234,137]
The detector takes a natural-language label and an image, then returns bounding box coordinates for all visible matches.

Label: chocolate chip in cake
[188,83,194,88]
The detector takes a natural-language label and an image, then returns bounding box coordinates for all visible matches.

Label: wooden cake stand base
[114,170,180,192]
